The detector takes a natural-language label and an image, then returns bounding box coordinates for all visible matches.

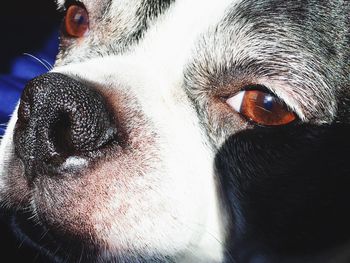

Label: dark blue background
[0,1,61,136]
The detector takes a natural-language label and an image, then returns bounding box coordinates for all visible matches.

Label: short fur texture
[0,0,349,262]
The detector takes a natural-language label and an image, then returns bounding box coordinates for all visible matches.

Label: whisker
[23,53,52,71]
[39,228,50,242]
[41,58,54,70]
[181,220,236,262]
[78,245,84,263]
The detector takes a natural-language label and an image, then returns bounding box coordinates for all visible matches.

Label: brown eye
[227,88,297,126]
[64,4,89,38]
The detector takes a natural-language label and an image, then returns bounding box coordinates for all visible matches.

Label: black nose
[14,72,117,176]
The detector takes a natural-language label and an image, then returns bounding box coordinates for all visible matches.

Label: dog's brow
[184,0,349,123]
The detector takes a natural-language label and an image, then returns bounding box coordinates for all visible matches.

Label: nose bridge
[49,54,198,157]
[53,56,184,115]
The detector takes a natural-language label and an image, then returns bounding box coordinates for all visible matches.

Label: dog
[0,0,350,262]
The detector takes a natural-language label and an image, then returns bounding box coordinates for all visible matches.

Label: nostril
[14,72,117,176]
[51,112,74,156]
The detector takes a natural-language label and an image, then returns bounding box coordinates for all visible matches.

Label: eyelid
[64,0,85,10]
[265,85,306,122]
[227,83,306,122]
[256,78,310,122]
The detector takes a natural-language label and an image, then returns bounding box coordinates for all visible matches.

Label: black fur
[133,0,175,40]
[215,124,350,262]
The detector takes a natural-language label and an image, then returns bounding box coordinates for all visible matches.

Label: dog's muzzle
[14,73,117,177]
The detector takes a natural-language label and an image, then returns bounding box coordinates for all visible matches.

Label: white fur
[60,156,89,171]
[52,56,225,262]
[0,0,342,261]
[49,2,243,259]
[0,0,249,261]
[0,104,19,195]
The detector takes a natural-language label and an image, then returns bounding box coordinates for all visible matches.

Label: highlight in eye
[64,4,89,38]
[226,86,297,126]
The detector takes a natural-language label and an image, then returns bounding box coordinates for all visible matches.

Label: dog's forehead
[54,0,349,125]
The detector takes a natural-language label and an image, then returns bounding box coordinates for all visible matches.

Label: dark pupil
[262,94,274,111]
[74,12,85,25]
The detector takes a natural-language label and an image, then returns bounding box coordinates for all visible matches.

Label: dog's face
[0,0,350,262]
